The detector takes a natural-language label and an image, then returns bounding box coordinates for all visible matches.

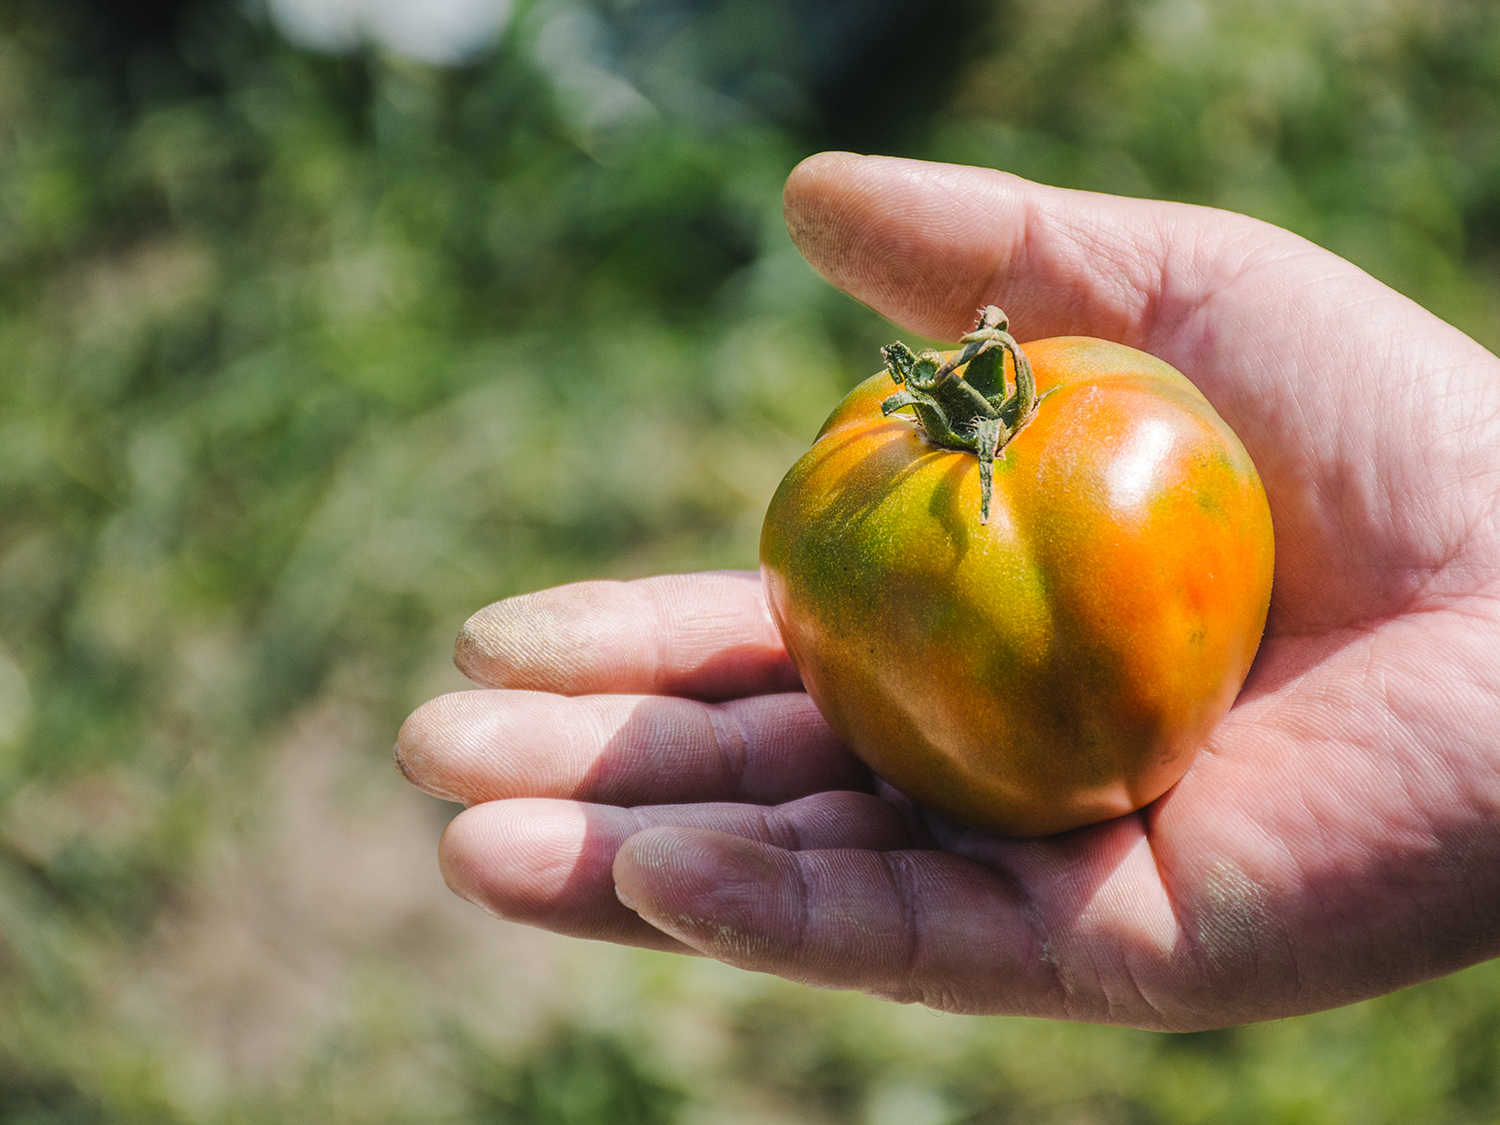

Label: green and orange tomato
[760,310,1273,836]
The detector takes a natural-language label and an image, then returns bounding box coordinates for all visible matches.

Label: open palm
[397,154,1500,1030]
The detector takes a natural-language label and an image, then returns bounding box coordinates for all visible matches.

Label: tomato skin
[760,336,1274,837]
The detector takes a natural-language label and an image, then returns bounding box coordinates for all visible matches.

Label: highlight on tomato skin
[759,317,1275,838]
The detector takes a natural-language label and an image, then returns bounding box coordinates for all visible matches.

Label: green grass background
[2,0,1500,1119]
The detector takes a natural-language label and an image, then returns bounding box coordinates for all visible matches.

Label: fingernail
[393,742,417,783]
[615,828,783,950]
[393,740,464,803]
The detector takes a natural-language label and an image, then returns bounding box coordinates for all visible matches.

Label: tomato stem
[880,306,1038,523]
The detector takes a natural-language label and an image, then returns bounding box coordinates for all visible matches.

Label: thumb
[781,151,1311,350]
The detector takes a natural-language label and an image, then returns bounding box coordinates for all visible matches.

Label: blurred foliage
[464,1025,685,1125]
[1,0,1500,1120]
[938,0,1500,339]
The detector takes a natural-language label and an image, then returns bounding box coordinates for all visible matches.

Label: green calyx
[880,306,1038,524]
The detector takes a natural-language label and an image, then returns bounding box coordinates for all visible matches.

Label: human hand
[396,153,1500,1029]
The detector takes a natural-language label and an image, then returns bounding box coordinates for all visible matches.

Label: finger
[782,151,1346,350]
[612,825,1068,1015]
[455,570,800,701]
[439,792,916,952]
[395,689,867,807]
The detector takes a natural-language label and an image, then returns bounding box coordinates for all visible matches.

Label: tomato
[759,309,1273,836]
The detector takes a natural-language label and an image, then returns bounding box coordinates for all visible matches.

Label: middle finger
[396,689,867,807]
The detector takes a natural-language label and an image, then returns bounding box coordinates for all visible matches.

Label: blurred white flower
[268,0,513,65]
[532,9,657,136]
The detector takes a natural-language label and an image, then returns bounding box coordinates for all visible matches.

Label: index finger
[455,570,801,701]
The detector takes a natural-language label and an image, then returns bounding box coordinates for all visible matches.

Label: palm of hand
[397,155,1500,1029]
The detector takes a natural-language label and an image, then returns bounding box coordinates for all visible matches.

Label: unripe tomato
[760,310,1273,836]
